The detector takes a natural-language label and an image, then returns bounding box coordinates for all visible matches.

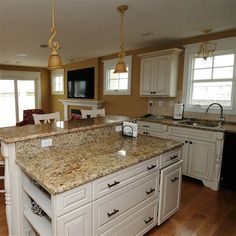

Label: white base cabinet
[158,161,182,225]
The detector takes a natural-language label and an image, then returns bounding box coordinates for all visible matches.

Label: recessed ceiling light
[16,53,27,57]
[141,32,154,37]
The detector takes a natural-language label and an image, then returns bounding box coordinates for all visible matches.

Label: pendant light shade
[48,0,63,70]
[114,5,128,73]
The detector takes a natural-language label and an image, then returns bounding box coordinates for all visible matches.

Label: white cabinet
[56,203,92,236]
[137,120,167,138]
[139,48,182,97]
[158,160,182,225]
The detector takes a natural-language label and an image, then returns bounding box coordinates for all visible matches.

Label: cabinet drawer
[93,156,158,199]
[101,200,158,236]
[159,148,181,169]
[138,121,163,131]
[54,182,92,217]
[168,126,217,142]
[93,172,158,232]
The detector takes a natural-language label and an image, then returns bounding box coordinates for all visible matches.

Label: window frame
[51,69,64,95]
[103,55,132,95]
[183,37,236,115]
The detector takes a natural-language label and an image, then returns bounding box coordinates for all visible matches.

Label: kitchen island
[0,116,183,236]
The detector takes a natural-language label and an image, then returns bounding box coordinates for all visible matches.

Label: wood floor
[0,177,236,236]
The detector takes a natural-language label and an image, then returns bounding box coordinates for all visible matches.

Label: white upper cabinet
[139,48,182,97]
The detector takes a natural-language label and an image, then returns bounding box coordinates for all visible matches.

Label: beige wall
[0,65,51,113]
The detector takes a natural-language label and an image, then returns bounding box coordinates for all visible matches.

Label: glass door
[0,80,16,127]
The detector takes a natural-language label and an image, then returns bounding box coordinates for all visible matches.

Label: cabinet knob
[185,140,188,143]
[147,164,156,170]
[189,141,193,144]
[171,177,179,182]
[145,188,155,195]
[107,181,120,188]
[107,209,119,217]
[144,216,154,224]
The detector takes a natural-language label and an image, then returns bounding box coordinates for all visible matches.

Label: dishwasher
[220,132,236,191]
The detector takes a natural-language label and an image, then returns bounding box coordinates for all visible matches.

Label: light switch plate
[41,138,52,147]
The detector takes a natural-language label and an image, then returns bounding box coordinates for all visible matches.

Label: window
[51,69,64,95]
[183,37,236,114]
[0,70,40,127]
[103,56,132,95]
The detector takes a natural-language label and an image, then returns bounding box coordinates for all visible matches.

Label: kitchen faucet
[205,103,225,125]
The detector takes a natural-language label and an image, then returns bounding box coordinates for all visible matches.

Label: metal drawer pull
[143,125,150,128]
[146,188,155,195]
[171,177,179,182]
[144,216,154,224]
[170,155,178,160]
[107,209,119,217]
[147,164,156,170]
[108,181,120,188]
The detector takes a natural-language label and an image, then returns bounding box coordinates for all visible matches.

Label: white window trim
[51,69,64,95]
[182,37,236,115]
[103,55,132,95]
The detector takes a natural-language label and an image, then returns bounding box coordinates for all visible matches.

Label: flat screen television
[67,67,95,99]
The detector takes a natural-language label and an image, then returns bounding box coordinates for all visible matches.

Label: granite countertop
[16,134,183,195]
[138,117,236,133]
[0,115,129,143]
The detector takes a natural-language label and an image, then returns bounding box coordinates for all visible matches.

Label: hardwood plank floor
[0,177,235,236]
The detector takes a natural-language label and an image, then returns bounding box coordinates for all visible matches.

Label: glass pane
[193,68,212,80]
[18,80,35,121]
[214,54,234,67]
[213,67,234,79]
[119,79,128,90]
[194,57,213,69]
[109,69,118,79]
[191,81,232,106]
[118,72,128,79]
[0,80,16,127]
[109,79,119,90]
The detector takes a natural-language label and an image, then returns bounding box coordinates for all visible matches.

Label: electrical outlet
[158,101,163,106]
[41,138,52,148]
[148,100,153,106]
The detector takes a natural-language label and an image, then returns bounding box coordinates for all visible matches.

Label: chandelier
[114,5,129,73]
[197,29,216,60]
[48,0,63,70]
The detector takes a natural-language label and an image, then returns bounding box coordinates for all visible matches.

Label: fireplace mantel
[59,99,104,120]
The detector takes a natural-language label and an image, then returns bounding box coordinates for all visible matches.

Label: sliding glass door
[0,79,37,127]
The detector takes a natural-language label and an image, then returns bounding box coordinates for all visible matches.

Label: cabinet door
[155,55,171,95]
[188,139,215,181]
[158,161,182,225]
[56,203,92,236]
[140,57,156,95]
[168,135,189,175]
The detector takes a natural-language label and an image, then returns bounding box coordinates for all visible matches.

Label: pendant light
[48,0,63,70]
[197,29,217,60]
[114,5,128,73]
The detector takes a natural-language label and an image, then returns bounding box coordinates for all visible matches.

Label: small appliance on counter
[122,121,138,138]
[173,103,184,120]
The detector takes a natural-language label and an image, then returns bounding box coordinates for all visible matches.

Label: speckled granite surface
[138,117,236,133]
[0,115,128,143]
[16,134,182,195]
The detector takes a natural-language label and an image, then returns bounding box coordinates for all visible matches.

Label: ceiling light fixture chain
[197,29,217,60]
[48,0,63,70]
[114,5,129,73]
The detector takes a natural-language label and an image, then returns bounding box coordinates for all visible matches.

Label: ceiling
[0,0,235,68]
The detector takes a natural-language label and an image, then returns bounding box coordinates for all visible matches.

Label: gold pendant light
[114,5,128,73]
[197,29,217,60]
[48,0,63,70]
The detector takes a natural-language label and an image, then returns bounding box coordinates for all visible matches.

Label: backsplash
[148,98,236,123]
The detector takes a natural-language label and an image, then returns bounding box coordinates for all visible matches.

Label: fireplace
[70,109,82,120]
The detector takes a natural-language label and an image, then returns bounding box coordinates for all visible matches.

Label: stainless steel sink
[178,120,219,128]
